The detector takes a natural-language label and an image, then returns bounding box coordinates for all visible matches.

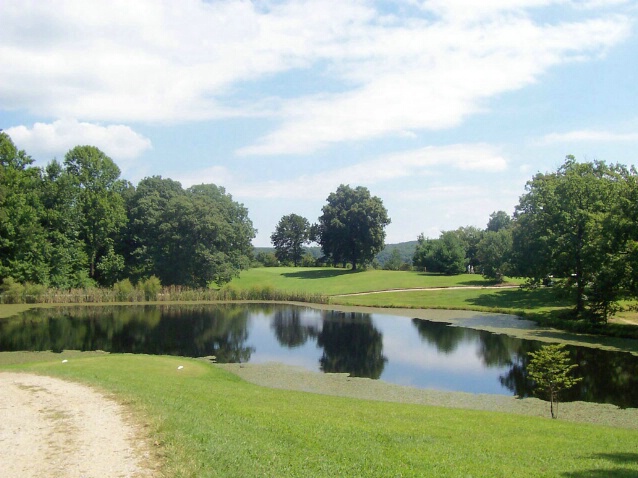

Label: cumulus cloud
[208,143,508,200]
[0,0,633,154]
[5,119,152,161]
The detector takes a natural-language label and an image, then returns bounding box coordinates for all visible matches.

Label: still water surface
[1,304,637,407]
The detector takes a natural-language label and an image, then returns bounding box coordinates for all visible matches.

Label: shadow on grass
[281,269,361,280]
[465,287,571,310]
[561,453,638,477]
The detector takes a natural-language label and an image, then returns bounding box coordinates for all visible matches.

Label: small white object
[62,359,68,363]
[177,365,184,370]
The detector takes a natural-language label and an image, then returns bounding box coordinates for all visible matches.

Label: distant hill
[254,241,417,266]
[374,241,418,266]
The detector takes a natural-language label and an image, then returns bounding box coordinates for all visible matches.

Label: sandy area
[0,373,157,478]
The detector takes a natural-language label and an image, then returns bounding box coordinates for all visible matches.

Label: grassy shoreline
[3,268,638,476]
[3,353,638,477]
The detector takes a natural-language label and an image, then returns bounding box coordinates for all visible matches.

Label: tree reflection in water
[2,305,637,407]
[412,318,638,408]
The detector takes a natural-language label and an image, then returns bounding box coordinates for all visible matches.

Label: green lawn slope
[5,353,638,478]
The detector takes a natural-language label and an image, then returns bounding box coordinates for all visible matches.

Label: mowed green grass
[331,286,572,315]
[5,353,638,478]
[229,267,522,296]
[229,268,561,315]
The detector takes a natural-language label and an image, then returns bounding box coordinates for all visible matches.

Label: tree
[270,214,310,266]
[477,229,513,282]
[453,226,483,270]
[317,185,390,270]
[383,248,403,271]
[64,146,128,284]
[413,231,466,275]
[124,176,185,282]
[0,132,49,284]
[486,210,512,232]
[512,156,634,322]
[527,344,582,419]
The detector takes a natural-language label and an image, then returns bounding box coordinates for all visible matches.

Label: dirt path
[0,373,156,478]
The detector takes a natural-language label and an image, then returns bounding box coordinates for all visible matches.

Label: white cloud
[541,129,638,143]
[186,143,508,200]
[238,11,631,155]
[0,0,632,154]
[5,119,152,162]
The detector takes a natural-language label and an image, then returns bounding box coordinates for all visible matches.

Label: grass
[229,267,522,296]
[331,285,570,315]
[4,352,638,477]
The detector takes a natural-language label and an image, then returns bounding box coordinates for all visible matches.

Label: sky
[2,0,637,246]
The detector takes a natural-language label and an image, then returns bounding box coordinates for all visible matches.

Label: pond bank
[218,361,638,430]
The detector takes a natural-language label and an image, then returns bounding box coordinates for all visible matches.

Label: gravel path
[0,373,157,478]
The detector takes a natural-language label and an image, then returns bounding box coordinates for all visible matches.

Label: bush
[139,276,162,301]
[24,282,47,303]
[1,278,25,304]
[113,278,136,301]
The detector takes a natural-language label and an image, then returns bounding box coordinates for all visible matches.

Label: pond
[1,303,637,408]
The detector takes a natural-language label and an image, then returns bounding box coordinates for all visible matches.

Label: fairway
[229,267,521,296]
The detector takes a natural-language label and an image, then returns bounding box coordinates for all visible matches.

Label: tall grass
[0,282,329,305]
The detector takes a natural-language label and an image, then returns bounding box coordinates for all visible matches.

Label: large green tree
[0,132,49,284]
[477,229,512,282]
[128,181,256,287]
[271,213,310,266]
[413,231,466,275]
[64,146,128,285]
[40,160,91,287]
[124,176,185,282]
[512,156,635,322]
[317,185,390,270]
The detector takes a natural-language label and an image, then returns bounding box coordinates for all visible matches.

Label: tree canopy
[0,135,256,289]
[512,156,636,322]
[316,185,390,270]
[271,214,310,266]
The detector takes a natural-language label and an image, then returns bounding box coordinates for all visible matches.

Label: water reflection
[1,304,637,408]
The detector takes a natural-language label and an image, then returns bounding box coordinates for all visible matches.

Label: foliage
[527,344,582,419]
[124,178,256,287]
[383,248,404,270]
[139,276,162,301]
[486,210,512,232]
[477,229,513,282]
[413,231,466,275]
[316,185,390,270]
[0,132,49,284]
[113,278,136,301]
[513,156,637,323]
[64,146,128,283]
[271,213,311,266]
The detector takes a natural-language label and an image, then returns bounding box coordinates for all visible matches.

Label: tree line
[270,156,638,324]
[3,128,637,323]
[0,132,255,289]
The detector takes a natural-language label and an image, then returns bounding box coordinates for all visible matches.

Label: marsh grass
[5,353,638,477]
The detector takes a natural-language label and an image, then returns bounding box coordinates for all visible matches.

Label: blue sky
[2,0,637,246]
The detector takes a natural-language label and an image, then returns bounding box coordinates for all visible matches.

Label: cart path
[0,373,157,478]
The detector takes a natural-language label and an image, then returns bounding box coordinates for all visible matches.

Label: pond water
[1,304,637,408]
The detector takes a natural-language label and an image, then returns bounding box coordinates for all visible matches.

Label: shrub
[113,278,136,301]
[140,276,162,301]
[1,278,25,304]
